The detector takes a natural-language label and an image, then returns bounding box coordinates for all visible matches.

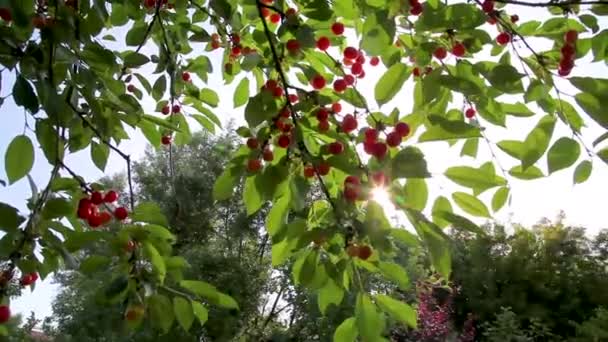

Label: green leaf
[90,141,109,171]
[318,279,344,314]
[180,280,239,310]
[191,301,209,326]
[509,165,545,180]
[337,88,368,109]
[574,92,607,130]
[419,115,481,142]
[361,10,395,57]
[213,165,243,201]
[573,160,592,184]
[125,23,149,46]
[492,187,509,212]
[131,202,169,227]
[143,242,166,283]
[173,297,194,332]
[547,137,580,174]
[497,140,525,160]
[461,138,479,157]
[390,228,420,247]
[148,294,174,334]
[375,63,410,107]
[152,76,167,102]
[200,88,219,107]
[356,294,385,341]
[522,115,556,169]
[80,255,111,275]
[13,75,39,113]
[42,198,73,219]
[375,294,417,328]
[234,78,249,108]
[434,211,485,235]
[487,64,524,93]
[142,114,182,132]
[244,176,264,216]
[405,209,451,279]
[0,202,24,232]
[192,114,216,133]
[452,192,490,218]
[334,317,358,342]
[5,135,34,184]
[245,92,279,127]
[598,147,608,165]
[580,14,599,33]
[123,51,150,68]
[378,262,410,290]
[391,147,431,178]
[266,192,291,237]
[444,165,506,194]
[431,196,453,228]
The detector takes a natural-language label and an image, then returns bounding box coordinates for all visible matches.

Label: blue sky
[1,4,607,322]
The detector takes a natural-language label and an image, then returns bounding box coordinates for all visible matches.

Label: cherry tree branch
[493,0,608,7]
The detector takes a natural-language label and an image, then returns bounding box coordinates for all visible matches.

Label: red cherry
[265,79,278,90]
[410,3,423,15]
[304,166,316,178]
[277,134,291,148]
[0,8,12,22]
[144,0,155,8]
[316,108,329,121]
[413,67,421,77]
[351,63,363,75]
[77,206,91,219]
[91,191,103,205]
[358,245,373,260]
[270,13,281,24]
[343,57,354,66]
[263,148,274,161]
[104,190,118,203]
[280,107,291,118]
[433,47,447,60]
[344,74,355,85]
[451,42,466,57]
[289,94,298,103]
[172,104,181,113]
[231,46,241,56]
[20,273,38,286]
[561,44,576,59]
[261,7,270,17]
[0,305,10,324]
[328,141,344,155]
[511,14,519,23]
[311,75,326,89]
[286,8,297,16]
[346,244,360,257]
[487,16,497,25]
[564,30,578,44]
[243,46,252,55]
[286,39,300,53]
[363,141,375,155]
[333,79,347,92]
[465,108,476,118]
[344,47,358,60]
[316,36,330,51]
[341,114,358,133]
[386,131,402,147]
[247,159,262,173]
[211,40,220,50]
[88,214,103,228]
[394,122,411,137]
[316,162,330,175]
[559,58,574,72]
[496,32,511,45]
[281,123,293,133]
[318,120,330,132]
[558,67,571,77]
[371,171,387,187]
[161,105,170,115]
[79,197,92,209]
[100,211,112,224]
[230,33,240,44]
[356,53,366,64]
[332,102,342,113]
[114,207,129,220]
[125,240,137,252]
[365,128,379,142]
[370,56,380,66]
[161,135,172,145]
[344,187,360,202]
[372,142,388,159]
[127,84,135,93]
[246,138,259,149]
[345,175,361,186]
[331,22,345,35]
[358,70,366,79]
[481,0,494,13]
[211,33,220,41]
[273,86,284,98]
[182,72,191,82]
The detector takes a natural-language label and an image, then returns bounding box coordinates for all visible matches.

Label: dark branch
[493,0,608,7]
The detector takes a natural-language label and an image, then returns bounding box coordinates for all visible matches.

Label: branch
[493,0,608,7]
[189,0,229,36]
[119,2,162,79]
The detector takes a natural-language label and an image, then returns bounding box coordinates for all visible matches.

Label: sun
[371,187,394,209]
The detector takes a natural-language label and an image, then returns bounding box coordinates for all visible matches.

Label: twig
[119,2,162,79]
[493,0,607,7]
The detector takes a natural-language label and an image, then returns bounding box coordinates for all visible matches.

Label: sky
[0,3,607,323]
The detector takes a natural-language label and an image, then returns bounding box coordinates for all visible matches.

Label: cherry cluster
[558,30,578,77]
[143,0,174,10]
[481,0,513,46]
[346,243,373,260]
[76,190,128,228]
[0,271,40,324]
[362,122,410,160]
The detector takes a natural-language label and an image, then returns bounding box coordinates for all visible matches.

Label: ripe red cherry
[247,159,262,173]
[356,53,366,64]
[281,123,293,133]
[371,171,387,187]
[559,58,574,72]
[358,70,366,79]
[386,131,402,147]
[286,8,297,16]
[265,79,278,90]
[481,0,494,13]
[343,58,354,66]
[231,46,241,56]
[410,3,423,15]
[564,30,578,44]
[182,72,191,82]
[511,14,519,23]
[318,119,330,132]
[412,67,421,77]
[77,206,92,219]
[328,141,344,155]
[263,148,274,161]
[261,7,270,17]
[358,245,373,260]
[277,134,291,148]
[316,162,330,175]
[452,42,466,57]
[333,79,347,92]
[365,128,379,142]
[127,84,135,93]
[496,32,511,45]
[487,16,497,25]
[88,214,103,228]
[211,40,220,50]
[172,104,181,113]
[104,190,118,203]
[125,240,137,252]
[304,166,315,178]
[270,13,281,24]
[114,207,129,220]
[346,245,360,257]
[372,142,388,159]
[144,0,155,8]
[316,108,329,121]
[344,74,355,85]
[211,33,220,41]
[344,47,358,60]
[20,273,37,286]
[286,39,300,53]
[100,211,112,224]
[161,135,172,145]
[161,105,170,115]
[246,138,259,149]
[558,67,571,77]
[465,108,476,118]
[0,8,12,22]
[91,191,104,205]
[370,56,380,66]
[351,63,363,75]
[344,187,360,202]
[0,305,10,324]
[230,33,240,44]
[311,75,326,89]
[394,122,410,137]
[273,86,283,98]
[345,175,360,186]
[332,102,342,113]
[316,36,330,51]
[561,44,576,59]
[341,114,358,133]
[280,107,291,118]
[433,47,447,60]
[289,94,298,103]
[331,22,345,35]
